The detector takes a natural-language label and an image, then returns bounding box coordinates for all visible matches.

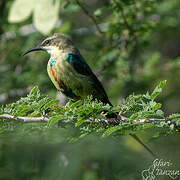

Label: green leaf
[48,115,64,127]
[170,124,174,131]
[79,132,89,139]
[152,103,162,111]
[43,99,59,110]
[29,86,39,97]
[102,126,119,138]
[149,101,156,108]
[76,117,86,127]
[65,100,74,108]
[157,121,167,127]
[156,109,164,117]
[129,113,139,120]
[168,114,180,120]
[14,105,31,117]
[151,80,167,100]
[69,100,83,109]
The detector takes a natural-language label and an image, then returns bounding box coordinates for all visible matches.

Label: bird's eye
[43,39,51,46]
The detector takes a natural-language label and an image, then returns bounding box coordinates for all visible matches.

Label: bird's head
[23,33,75,56]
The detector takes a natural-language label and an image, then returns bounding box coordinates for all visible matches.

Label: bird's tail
[130,134,157,158]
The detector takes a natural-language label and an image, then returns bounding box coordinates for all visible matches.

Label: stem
[75,0,104,34]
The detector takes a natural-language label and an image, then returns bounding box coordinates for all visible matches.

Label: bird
[23,33,113,108]
[23,33,156,157]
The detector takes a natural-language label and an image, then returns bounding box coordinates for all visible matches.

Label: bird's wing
[66,53,112,105]
[66,53,93,76]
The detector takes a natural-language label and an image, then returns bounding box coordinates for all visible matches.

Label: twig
[75,0,104,34]
[1,113,179,131]
[90,117,167,126]
[0,114,49,122]
[119,6,135,36]
[1,113,179,129]
[118,4,139,78]
[0,113,167,125]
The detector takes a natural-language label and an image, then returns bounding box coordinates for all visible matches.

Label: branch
[0,113,172,125]
[119,6,135,36]
[0,114,49,122]
[88,117,170,127]
[117,4,139,78]
[1,113,179,131]
[75,0,104,34]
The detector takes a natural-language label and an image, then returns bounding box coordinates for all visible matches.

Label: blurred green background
[0,0,180,179]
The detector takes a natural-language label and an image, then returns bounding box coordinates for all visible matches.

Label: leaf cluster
[0,81,179,140]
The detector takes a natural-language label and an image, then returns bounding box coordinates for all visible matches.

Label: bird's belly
[47,60,93,99]
[62,65,93,98]
[47,64,62,91]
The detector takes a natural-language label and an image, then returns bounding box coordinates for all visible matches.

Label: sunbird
[23,33,112,107]
[23,33,156,157]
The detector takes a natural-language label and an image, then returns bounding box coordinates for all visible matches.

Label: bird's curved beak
[23,46,44,56]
